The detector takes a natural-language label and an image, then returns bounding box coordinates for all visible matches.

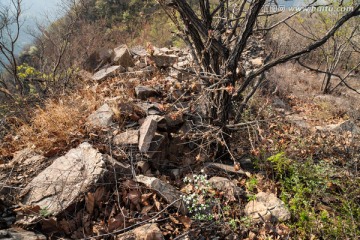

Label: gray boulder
[208,177,245,201]
[130,45,147,57]
[135,86,158,100]
[244,192,290,223]
[87,103,114,128]
[112,45,134,68]
[315,120,359,134]
[20,143,107,216]
[151,54,178,67]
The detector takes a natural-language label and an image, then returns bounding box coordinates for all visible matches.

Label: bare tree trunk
[323,72,332,94]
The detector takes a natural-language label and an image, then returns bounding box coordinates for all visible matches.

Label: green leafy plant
[267,152,291,177]
[40,207,51,217]
[245,176,258,193]
[267,152,360,238]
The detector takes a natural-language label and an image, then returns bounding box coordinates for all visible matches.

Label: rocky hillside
[0,35,360,240]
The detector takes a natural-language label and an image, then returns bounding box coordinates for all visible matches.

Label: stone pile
[1,41,294,239]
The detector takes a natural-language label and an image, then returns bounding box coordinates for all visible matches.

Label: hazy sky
[22,0,63,20]
[1,0,64,53]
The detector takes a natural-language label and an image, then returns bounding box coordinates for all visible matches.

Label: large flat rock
[92,65,124,81]
[20,143,107,215]
[113,130,139,146]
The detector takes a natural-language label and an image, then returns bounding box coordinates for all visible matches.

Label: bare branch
[236,4,360,96]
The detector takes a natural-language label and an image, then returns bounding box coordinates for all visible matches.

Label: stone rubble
[7,41,356,238]
[135,86,159,100]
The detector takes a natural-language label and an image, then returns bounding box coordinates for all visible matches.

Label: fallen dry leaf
[15,205,41,215]
[141,205,153,214]
[153,194,161,211]
[128,190,141,205]
[178,215,192,229]
[169,215,180,224]
[141,192,153,205]
[94,187,106,204]
[85,192,95,214]
[41,218,59,235]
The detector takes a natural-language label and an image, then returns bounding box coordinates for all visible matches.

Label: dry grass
[266,62,360,123]
[0,73,138,159]
[0,84,98,158]
[15,99,87,154]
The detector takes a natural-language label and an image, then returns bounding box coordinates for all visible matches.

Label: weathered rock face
[116,223,164,240]
[113,130,139,146]
[87,103,114,128]
[20,143,107,216]
[130,45,147,57]
[151,54,178,68]
[244,192,290,223]
[136,103,161,116]
[1,148,44,169]
[0,228,46,240]
[92,65,125,81]
[139,117,157,153]
[0,149,47,201]
[208,177,244,201]
[285,114,310,129]
[315,120,359,134]
[83,48,114,72]
[135,86,158,100]
[113,45,134,68]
